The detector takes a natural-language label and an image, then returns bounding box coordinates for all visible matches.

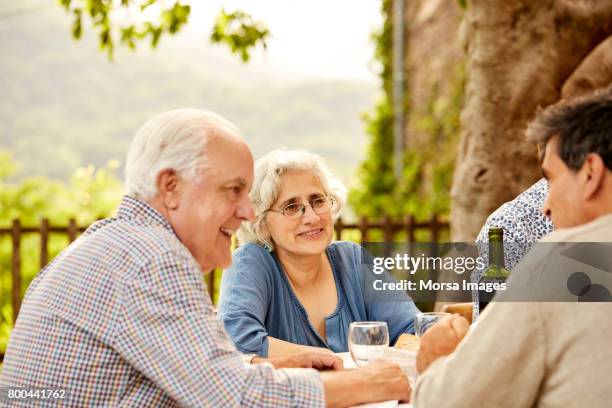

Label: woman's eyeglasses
[265,196,336,219]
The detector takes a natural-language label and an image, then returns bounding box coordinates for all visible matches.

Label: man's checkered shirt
[0,196,325,407]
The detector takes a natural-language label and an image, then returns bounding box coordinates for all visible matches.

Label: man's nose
[237,199,255,222]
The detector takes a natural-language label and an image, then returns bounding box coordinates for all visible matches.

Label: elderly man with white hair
[0,109,410,407]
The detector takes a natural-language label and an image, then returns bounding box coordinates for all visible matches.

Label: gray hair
[237,149,347,248]
[124,109,241,200]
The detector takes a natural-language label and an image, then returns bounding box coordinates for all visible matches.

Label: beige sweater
[412,214,612,408]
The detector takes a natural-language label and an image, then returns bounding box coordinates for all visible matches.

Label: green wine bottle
[478,227,510,312]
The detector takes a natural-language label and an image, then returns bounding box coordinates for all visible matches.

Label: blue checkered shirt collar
[115,195,175,233]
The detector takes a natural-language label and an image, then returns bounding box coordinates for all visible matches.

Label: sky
[0,0,383,186]
[185,0,383,83]
[0,0,383,83]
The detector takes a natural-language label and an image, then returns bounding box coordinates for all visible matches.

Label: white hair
[124,109,241,200]
[237,149,347,248]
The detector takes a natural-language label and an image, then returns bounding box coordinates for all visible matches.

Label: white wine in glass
[348,321,389,367]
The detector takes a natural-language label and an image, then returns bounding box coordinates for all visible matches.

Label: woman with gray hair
[218,149,419,357]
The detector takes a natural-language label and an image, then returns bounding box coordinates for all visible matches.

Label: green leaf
[140,0,156,10]
[55,0,184,60]
[56,1,267,62]
[350,0,464,222]
[210,9,269,64]
[71,9,82,39]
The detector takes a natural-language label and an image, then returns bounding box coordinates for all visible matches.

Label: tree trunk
[562,35,612,99]
[404,0,463,144]
[450,0,612,241]
[400,0,465,219]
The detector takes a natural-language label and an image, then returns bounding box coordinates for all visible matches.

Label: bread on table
[394,333,420,352]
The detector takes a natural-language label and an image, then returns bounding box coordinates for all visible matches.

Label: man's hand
[416,314,470,374]
[254,351,343,371]
[321,360,411,408]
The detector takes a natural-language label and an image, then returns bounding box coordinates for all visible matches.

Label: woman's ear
[156,169,181,210]
[581,153,605,200]
[258,218,270,236]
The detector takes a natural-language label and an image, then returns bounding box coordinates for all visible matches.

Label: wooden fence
[0,215,449,326]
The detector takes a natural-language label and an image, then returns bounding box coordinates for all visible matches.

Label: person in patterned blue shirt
[471,178,554,320]
[0,109,410,407]
[469,81,612,320]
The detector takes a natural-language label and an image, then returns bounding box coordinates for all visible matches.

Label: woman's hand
[256,351,343,370]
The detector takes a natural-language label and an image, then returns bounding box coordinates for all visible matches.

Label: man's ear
[581,153,606,200]
[156,169,181,210]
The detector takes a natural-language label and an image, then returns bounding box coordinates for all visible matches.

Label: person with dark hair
[469,83,612,321]
[412,86,612,407]
[529,86,612,227]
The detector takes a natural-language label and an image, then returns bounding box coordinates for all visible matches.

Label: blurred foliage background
[349,0,463,220]
[0,0,461,354]
[0,0,381,355]
[0,153,123,353]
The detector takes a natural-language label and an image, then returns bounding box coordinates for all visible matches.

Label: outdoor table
[337,351,413,408]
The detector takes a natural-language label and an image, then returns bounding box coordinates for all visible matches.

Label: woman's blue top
[218,241,420,357]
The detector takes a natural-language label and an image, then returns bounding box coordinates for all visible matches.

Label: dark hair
[526,85,612,171]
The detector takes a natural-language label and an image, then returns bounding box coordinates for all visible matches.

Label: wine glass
[415,312,450,337]
[348,321,389,367]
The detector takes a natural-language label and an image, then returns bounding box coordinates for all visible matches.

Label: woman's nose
[301,204,321,223]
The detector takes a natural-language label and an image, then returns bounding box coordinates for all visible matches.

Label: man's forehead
[200,164,252,183]
[204,131,247,152]
[225,177,248,186]
[542,135,560,161]
[538,135,557,176]
[203,134,253,160]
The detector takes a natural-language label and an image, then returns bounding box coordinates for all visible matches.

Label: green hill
[0,3,378,186]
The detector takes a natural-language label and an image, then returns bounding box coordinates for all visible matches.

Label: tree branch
[562,35,612,99]
[553,0,612,85]
[555,0,612,30]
